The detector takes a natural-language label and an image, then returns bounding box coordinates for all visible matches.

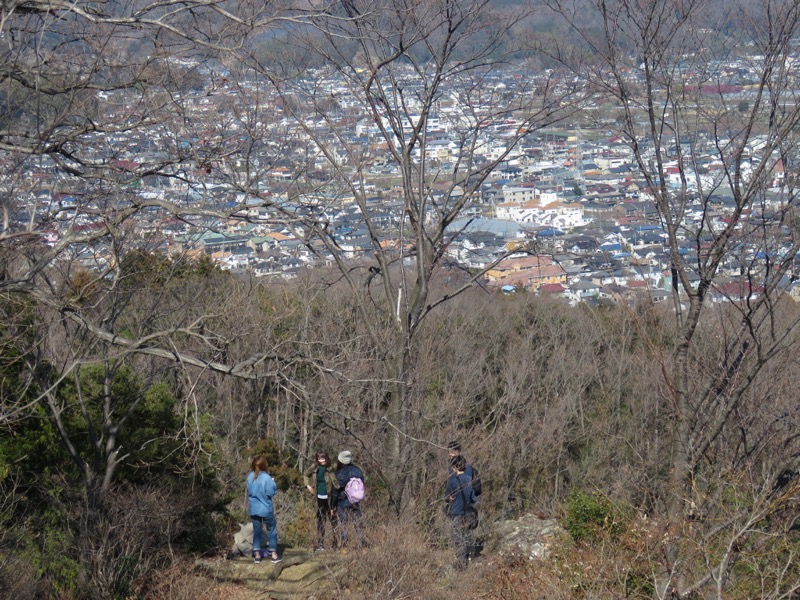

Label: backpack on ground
[344,477,365,504]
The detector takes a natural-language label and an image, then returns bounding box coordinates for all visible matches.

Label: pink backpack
[344,477,365,504]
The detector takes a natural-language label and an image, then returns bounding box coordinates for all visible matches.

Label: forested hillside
[1,0,799,598]
[3,267,799,597]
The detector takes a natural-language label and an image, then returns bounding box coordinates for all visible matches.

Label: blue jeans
[251,513,278,553]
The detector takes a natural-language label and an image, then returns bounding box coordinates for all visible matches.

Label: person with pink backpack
[334,450,366,549]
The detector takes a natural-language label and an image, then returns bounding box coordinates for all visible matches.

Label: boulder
[230,522,254,558]
[484,513,567,561]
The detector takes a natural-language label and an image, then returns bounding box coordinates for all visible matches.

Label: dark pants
[315,496,336,548]
[337,504,365,547]
[450,514,474,568]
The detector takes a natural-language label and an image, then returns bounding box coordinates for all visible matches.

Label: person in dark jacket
[334,450,366,548]
[445,455,477,569]
[303,451,339,550]
[447,441,482,496]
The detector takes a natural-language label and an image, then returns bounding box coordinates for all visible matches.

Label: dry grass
[0,551,49,600]
[135,559,257,600]
[323,518,489,600]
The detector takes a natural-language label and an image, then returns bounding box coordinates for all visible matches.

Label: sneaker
[314,546,324,552]
[253,551,262,564]
[270,553,282,564]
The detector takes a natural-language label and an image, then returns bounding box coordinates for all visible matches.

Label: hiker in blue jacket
[446,455,477,569]
[447,441,482,497]
[246,456,281,564]
[334,450,366,548]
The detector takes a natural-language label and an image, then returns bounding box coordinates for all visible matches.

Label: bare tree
[0,2,342,591]
[0,0,341,385]
[543,0,800,595]
[0,1,361,508]
[209,0,588,511]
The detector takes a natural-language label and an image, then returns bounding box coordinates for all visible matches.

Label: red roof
[111,159,140,171]
[716,282,763,297]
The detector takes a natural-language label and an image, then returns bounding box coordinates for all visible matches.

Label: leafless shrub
[333,517,480,600]
[135,558,227,600]
[0,551,47,600]
[73,483,201,598]
[0,471,49,600]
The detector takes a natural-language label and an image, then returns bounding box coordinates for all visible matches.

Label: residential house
[567,280,601,303]
[485,255,567,291]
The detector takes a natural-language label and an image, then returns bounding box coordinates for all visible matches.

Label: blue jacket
[448,463,477,478]
[247,471,277,517]
[445,472,476,517]
[448,463,481,495]
[335,464,364,508]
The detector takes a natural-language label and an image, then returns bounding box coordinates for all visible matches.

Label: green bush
[279,487,316,548]
[26,508,80,598]
[244,438,303,490]
[625,568,655,598]
[564,489,626,542]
